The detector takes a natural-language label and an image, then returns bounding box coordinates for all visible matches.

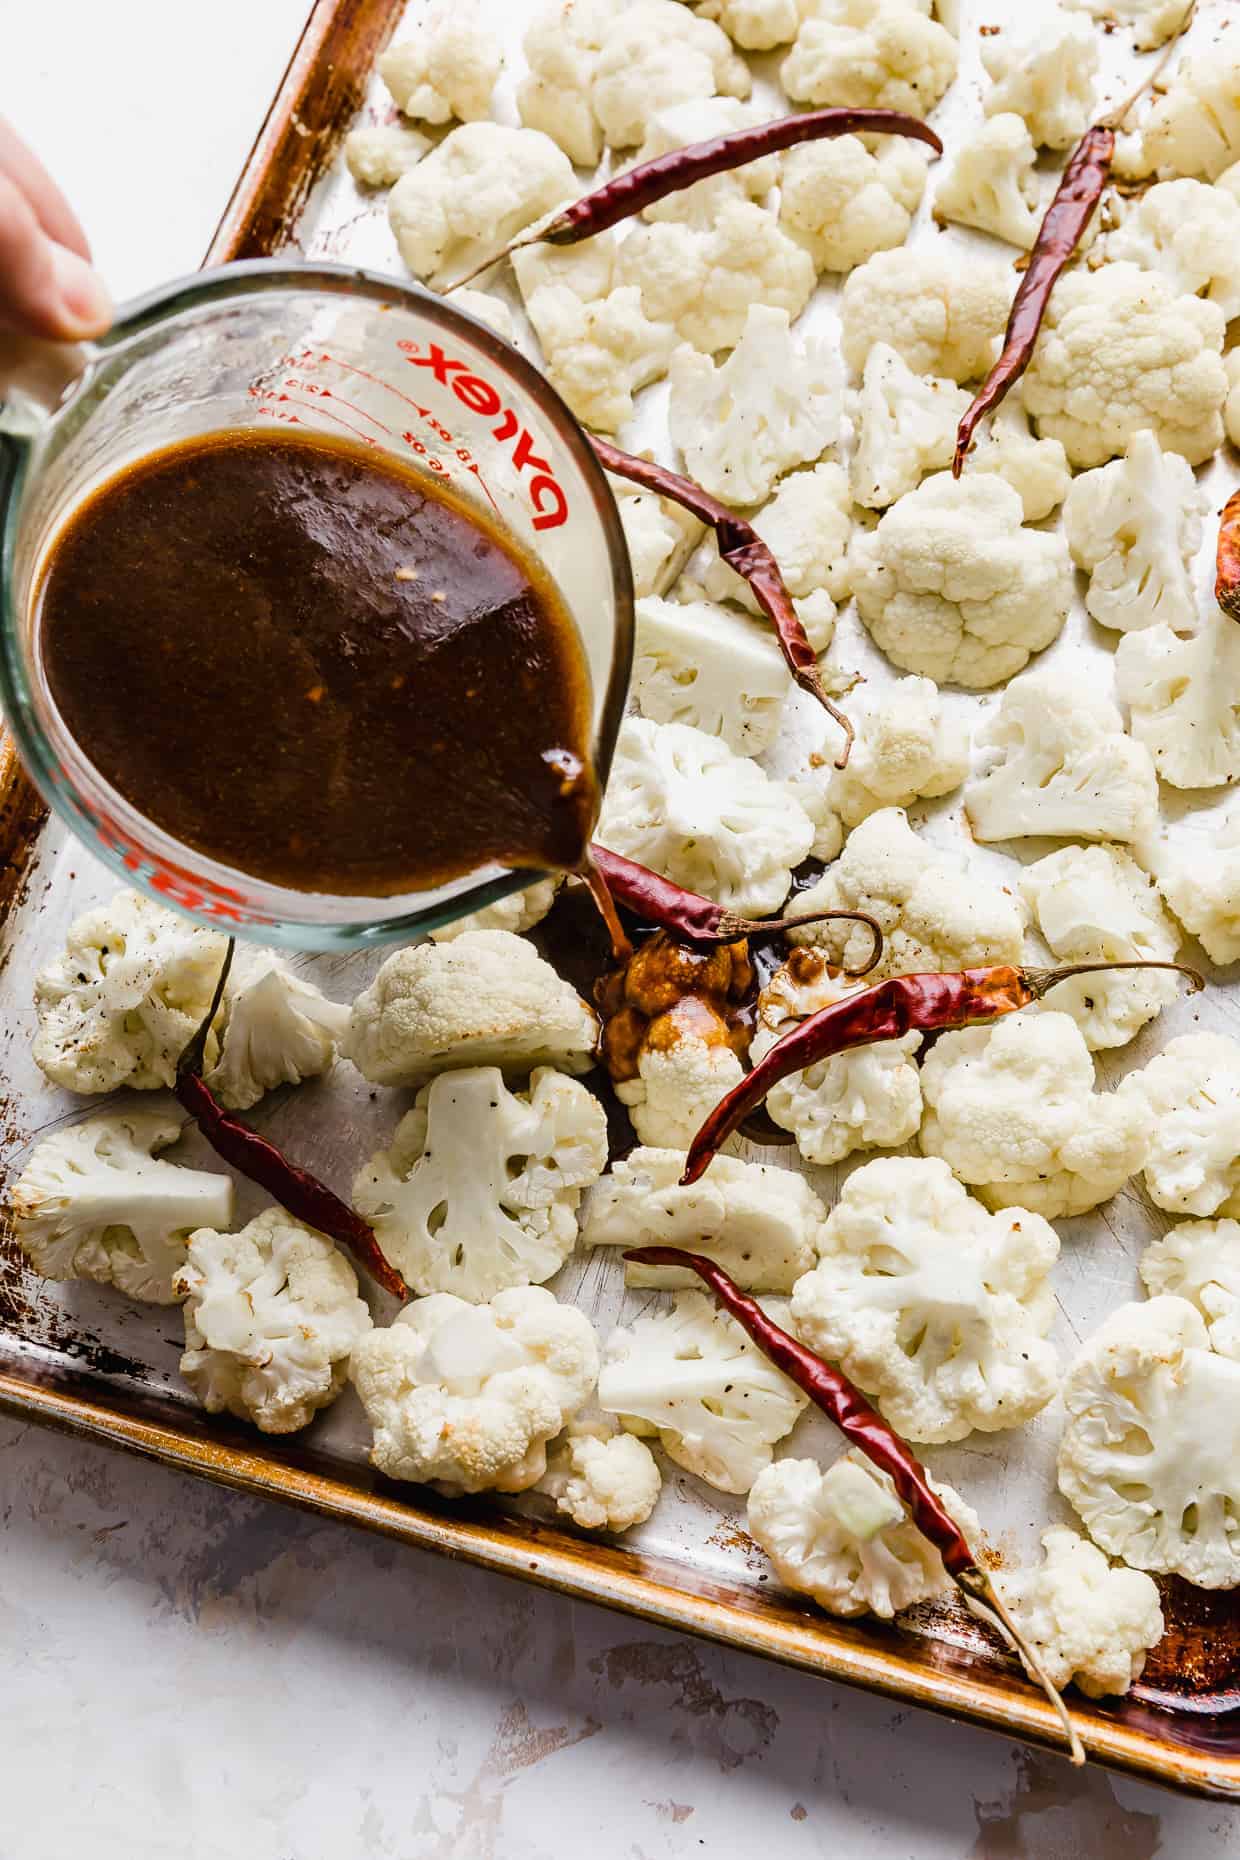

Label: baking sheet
[3,0,1240,1796]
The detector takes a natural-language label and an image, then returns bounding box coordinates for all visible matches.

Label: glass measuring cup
[0,260,633,950]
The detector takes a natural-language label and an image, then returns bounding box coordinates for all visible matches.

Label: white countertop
[4,6,1240,1854]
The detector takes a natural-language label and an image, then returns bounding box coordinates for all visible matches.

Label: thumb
[0,171,111,342]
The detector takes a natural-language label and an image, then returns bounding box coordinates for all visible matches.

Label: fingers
[0,117,91,259]
[0,170,112,341]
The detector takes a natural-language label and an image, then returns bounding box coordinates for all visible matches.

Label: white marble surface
[4,5,1240,1855]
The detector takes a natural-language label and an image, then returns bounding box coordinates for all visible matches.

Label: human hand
[0,119,111,340]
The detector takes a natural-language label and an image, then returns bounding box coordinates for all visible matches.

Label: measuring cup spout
[0,331,92,437]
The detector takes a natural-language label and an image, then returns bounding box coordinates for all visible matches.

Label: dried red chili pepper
[588,845,883,970]
[1216,489,1240,621]
[175,943,409,1302]
[591,438,853,766]
[683,958,1203,1184]
[623,1244,1087,1765]
[446,108,942,287]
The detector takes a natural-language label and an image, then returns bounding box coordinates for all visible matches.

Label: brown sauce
[35,429,596,896]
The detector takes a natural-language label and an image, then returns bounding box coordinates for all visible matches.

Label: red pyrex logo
[401,342,569,531]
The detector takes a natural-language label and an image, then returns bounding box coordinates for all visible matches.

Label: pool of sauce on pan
[35,428,596,897]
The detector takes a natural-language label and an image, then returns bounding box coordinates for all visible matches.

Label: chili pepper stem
[797,665,855,769]
[955,1566,1086,1767]
[1022,958,1204,999]
[716,906,884,975]
[1099,0,1196,132]
[177,936,234,1079]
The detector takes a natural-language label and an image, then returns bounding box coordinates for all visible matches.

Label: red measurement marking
[280,378,393,436]
[314,350,430,415]
[277,396,379,447]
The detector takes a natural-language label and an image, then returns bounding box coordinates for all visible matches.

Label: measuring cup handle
[0,330,92,436]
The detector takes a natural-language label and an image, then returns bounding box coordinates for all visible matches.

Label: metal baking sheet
[3,0,1240,1798]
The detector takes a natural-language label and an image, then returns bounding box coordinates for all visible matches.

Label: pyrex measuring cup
[0,260,633,950]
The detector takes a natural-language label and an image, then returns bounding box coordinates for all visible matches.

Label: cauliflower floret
[849,472,1072,688]
[614,1002,746,1150]
[788,805,1026,979]
[994,1528,1164,1698]
[1149,794,1240,965]
[747,1451,981,1619]
[537,1414,662,1531]
[450,288,519,345]
[1020,845,1181,1051]
[612,476,704,598]
[584,1146,828,1291]
[701,462,853,609]
[343,123,429,188]
[616,198,815,356]
[516,0,626,166]
[1119,1033,1240,1218]
[343,930,597,1088]
[839,248,1010,384]
[430,878,560,944]
[202,955,347,1112]
[1116,614,1240,790]
[963,400,1072,525]
[388,124,574,288]
[980,8,1098,150]
[919,1010,1152,1218]
[353,1066,607,1301]
[1022,263,1227,469]
[749,955,923,1165]
[697,0,800,48]
[598,1291,808,1493]
[632,595,790,755]
[175,1210,372,1435]
[934,113,1042,248]
[668,305,842,506]
[820,674,968,830]
[351,1287,599,1494]
[592,0,750,148]
[1064,0,1190,51]
[33,889,227,1095]
[377,4,501,124]
[597,718,815,919]
[779,133,929,274]
[1057,1295,1240,1587]
[1062,429,1207,636]
[1114,35,1240,182]
[522,282,678,432]
[1142,1220,1240,1361]
[965,667,1158,844]
[632,98,779,226]
[790,1156,1059,1443]
[781,0,958,116]
[848,342,967,510]
[1101,180,1240,322]
[10,1112,233,1305]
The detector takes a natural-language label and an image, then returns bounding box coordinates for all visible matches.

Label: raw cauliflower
[668,305,841,506]
[964,667,1158,844]
[598,1291,808,1494]
[1061,428,1206,636]
[631,595,790,755]
[10,1112,232,1305]
[1020,845,1181,1051]
[203,955,347,1112]
[1101,180,1240,323]
[350,1287,598,1494]
[597,718,815,919]
[849,472,1073,688]
[1142,1220,1240,1362]
[697,0,800,47]
[616,198,815,355]
[377,4,501,124]
[747,1451,981,1619]
[994,1528,1164,1698]
[781,0,958,116]
[33,889,227,1095]
[840,249,1010,383]
[343,123,429,188]
[343,930,597,1088]
[525,283,678,433]
[819,674,969,830]
[848,342,967,509]
[175,1210,372,1435]
[749,954,923,1165]
[517,0,748,165]
[980,7,1098,150]
[445,289,518,346]
[353,1066,607,1302]
[1064,0,1190,50]
[1114,35,1240,182]
[788,805,1026,980]
[584,1146,829,1292]
[1022,263,1227,469]
[1119,1033,1240,1218]
[1116,614,1240,790]
[1149,795,1240,965]
[919,1009,1152,1218]
[790,1156,1059,1443]
[779,133,929,274]
[701,461,853,609]
[614,1001,746,1150]
[612,476,704,598]
[1058,1295,1240,1587]
[632,98,779,226]
[429,878,560,945]
[963,400,1071,525]
[934,114,1042,248]
[537,1415,662,1531]
[388,123,574,288]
